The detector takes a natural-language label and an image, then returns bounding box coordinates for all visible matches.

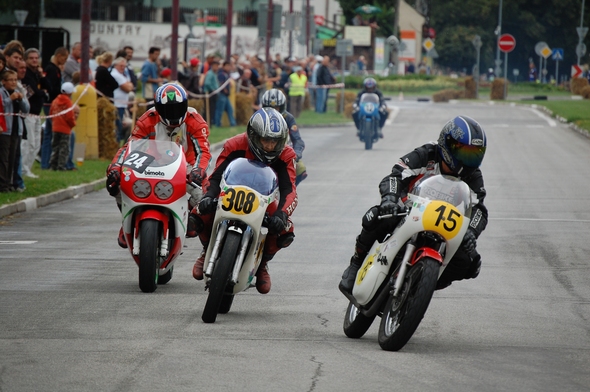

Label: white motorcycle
[200,158,279,323]
[340,173,476,351]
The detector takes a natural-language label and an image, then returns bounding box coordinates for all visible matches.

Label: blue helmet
[438,115,487,176]
[247,108,288,164]
[154,83,188,127]
[363,77,377,92]
[261,88,287,114]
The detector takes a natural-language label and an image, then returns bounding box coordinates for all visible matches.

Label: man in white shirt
[110,57,134,144]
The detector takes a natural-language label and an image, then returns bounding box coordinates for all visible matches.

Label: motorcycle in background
[119,139,197,293]
[200,158,279,323]
[339,174,476,351]
[356,93,381,150]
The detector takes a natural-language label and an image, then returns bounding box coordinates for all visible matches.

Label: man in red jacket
[106,83,212,248]
[188,108,298,294]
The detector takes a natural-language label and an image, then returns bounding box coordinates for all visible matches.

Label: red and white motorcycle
[119,139,198,293]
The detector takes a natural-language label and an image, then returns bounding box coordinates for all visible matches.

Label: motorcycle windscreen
[125,139,183,173]
[359,93,380,104]
[223,158,278,196]
[411,174,473,218]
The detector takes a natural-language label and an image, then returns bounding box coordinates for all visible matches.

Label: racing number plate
[221,186,260,215]
[422,201,464,240]
[122,151,156,174]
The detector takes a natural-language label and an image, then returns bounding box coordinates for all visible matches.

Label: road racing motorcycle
[200,158,279,323]
[119,139,196,293]
[356,92,381,150]
[339,173,476,351]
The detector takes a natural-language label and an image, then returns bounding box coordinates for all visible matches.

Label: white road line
[528,107,557,127]
[385,106,401,125]
[0,241,39,245]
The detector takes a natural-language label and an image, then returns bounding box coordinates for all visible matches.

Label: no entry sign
[498,34,516,53]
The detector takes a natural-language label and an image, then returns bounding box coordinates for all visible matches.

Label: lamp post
[577,0,587,66]
[494,0,503,77]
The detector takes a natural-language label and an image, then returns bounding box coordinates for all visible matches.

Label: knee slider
[276,232,295,248]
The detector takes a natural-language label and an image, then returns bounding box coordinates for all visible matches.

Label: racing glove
[106,164,122,197]
[379,194,399,215]
[461,228,477,253]
[188,167,206,187]
[267,211,287,234]
[197,196,216,215]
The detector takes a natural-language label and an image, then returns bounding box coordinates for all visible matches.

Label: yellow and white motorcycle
[340,174,477,351]
[201,158,279,323]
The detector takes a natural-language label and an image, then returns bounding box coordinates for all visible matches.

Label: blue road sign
[552,48,564,61]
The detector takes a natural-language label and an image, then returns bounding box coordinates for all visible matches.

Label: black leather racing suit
[355,142,488,287]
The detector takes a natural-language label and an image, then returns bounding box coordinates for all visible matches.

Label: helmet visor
[449,140,486,168]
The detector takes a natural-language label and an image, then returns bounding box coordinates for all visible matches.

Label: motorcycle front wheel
[202,231,241,323]
[364,120,373,150]
[378,258,439,351]
[138,219,160,293]
[343,301,376,339]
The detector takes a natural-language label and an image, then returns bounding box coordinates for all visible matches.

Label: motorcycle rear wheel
[378,258,439,351]
[202,231,241,323]
[138,219,160,293]
[343,301,376,339]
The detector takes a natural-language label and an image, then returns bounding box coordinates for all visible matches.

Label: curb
[0,178,105,219]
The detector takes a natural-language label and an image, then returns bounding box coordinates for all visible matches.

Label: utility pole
[494,0,503,77]
[577,0,587,65]
[80,0,91,84]
[288,0,293,58]
[226,0,233,60]
[171,0,179,80]
[266,0,273,65]
[391,0,400,74]
[306,0,310,56]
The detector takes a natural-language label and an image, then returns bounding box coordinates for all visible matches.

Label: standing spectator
[356,55,367,75]
[21,48,48,179]
[111,57,134,143]
[178,58,201,95]
[63,42,81,83]
[141,47,163,103]
[49,82,77,171]
[315,56,335,113]
[41,47,68,170]
[89,46,104,74]
[202,60,220,125]
[528,62,537,82]
[0,69,30,192]
[215,61,236,127]
[14,62,29,191]
[288,66,307,118]
[94,52,119,99]
[122,46,138,89]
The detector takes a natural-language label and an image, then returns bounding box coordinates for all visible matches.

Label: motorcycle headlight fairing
[154,181,174,200]
[133,180,152,198]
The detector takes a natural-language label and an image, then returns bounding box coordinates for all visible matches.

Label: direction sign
[572,65,583,78]
[551,48,564,61]
[576,43,587,58]
[423,38,435,51]
[498,34,516,53]
[335,39,353,57]
[540,46,552,59]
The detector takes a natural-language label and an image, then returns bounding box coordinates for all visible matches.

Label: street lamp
[494,0,503,77]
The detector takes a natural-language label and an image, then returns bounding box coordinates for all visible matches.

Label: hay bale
[580,85,590,99]
[136,98,148,118]
[235,92,254,125]
[96,97,120,159]
[490,78,507,100]
[464,77,477,99]
[432,89,463,102]
[571,78,589,95]
[335,91,357,113]
[343,102,354,119]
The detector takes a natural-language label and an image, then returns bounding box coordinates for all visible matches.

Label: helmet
[363,77,377,92]
[438,115,487,176]
[261,89,287,114]
[247,108,288,164]
[154,83,188,127]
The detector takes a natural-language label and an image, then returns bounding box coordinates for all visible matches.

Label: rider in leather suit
[339,115,488,292]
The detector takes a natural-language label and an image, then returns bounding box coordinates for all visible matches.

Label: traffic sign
[576,43,587,58]
[577,27,589,40]
[540,46,552,59]
[534,41,548,56]
[335,39,353,57]
[472,35,482,49]
[422,38,435,51]
[498,34,516,53]
[551,48,564,61]
[572,65,583,78]
[314,15,325,26]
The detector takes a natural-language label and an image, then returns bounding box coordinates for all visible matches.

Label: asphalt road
[1,100,590,392]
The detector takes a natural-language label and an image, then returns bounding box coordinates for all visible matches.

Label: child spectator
[49,82,78,171]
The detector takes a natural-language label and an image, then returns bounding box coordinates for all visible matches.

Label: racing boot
[117,227,127,249]
[378,127,384,139]
[256,257,272,294]
[192,248,207,280]
[339,252,365,294]
[186,212,203,238]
